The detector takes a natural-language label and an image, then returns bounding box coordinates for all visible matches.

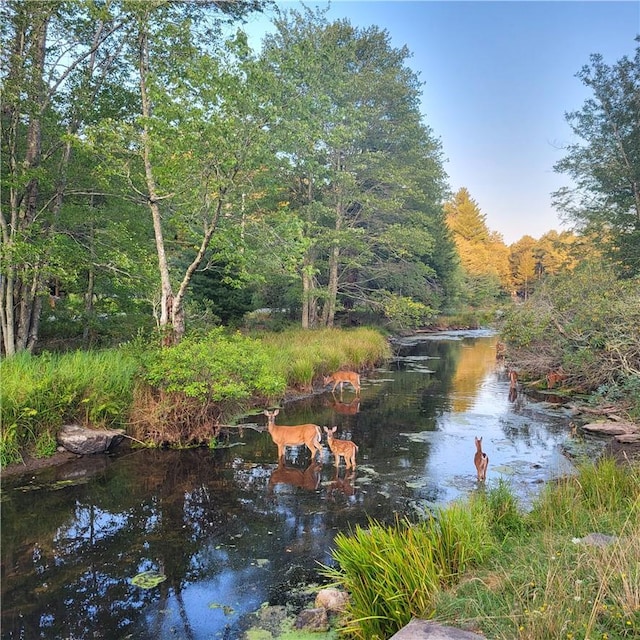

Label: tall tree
[258,6,449,328]
[553,39,640,277]
[1,0,133,355]
[445,188,509,305]
[88,0,269,344]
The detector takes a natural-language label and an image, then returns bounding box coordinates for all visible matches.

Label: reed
[432,458,640,640]
[1,349,137,465]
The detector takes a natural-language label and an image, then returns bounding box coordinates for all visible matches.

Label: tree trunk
[137,24,177,344]
[0,7,50,355]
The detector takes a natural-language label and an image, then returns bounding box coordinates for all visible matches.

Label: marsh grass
[432,458,640,640]
[1,350,137,465]
[327,460,639,640]
[261,327,391,388]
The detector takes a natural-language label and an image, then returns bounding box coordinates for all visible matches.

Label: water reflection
[2,331,577,640]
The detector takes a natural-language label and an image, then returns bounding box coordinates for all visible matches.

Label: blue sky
[245,1,639,244]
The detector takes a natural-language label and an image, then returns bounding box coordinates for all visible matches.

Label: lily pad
[131,570,167,589]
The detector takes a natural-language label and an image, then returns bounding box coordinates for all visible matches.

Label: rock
[57,424,125,455]
[315,587,350,612]
[581,421,638,436]
[294,607,328,631]
[572,533,618,547]
[389,620,485,639]
[615,433,640,444]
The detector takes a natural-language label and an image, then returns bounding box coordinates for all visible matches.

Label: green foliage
[501,259,640,405]
[34,430,58,459]
[553,39,640,278]
[140,328,287,402]
[0,423,22,467]
[324,500,494,639]
[1,349,137,458]
[381,293,435,330]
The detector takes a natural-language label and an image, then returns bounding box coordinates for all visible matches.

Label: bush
[139,327,287,402]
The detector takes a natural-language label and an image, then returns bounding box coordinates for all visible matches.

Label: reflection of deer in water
[268,460,323,493]
[328,468,357,499]
[263,409,323,462]
[323,371,361,395]
[325,396,360,416]
[474,436,489,482]
[324,426,358,469]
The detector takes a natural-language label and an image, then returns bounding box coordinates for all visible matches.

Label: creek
[1,330,579,639]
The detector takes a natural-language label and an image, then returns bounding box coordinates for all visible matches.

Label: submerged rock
[315,587,349,613]
[294,607,329,631]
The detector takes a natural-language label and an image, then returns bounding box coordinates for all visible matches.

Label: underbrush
[2,326,391,460]
[326,459,640,640]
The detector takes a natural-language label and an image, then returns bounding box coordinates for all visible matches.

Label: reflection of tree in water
[449,338,499,412]
[1,449,284,639]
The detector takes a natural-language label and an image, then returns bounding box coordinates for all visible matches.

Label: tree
[553,39,640,277]
[87,0,269,344]
[258,6,450,328]
[0,0,138,355]
[444,188,510,305]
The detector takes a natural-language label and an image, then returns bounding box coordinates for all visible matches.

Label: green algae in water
[131,570,167,589]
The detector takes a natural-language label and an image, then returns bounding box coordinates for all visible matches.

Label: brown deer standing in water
[323,371,361,395]
[474,436,489,482]
[508,369,518,402]
[323,426,358,469]
[263,409,323,462]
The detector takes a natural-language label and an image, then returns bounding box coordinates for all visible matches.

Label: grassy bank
[324,457,639,640]
[1,327,391,465]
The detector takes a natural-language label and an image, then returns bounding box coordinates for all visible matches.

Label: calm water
[1,331,578,640]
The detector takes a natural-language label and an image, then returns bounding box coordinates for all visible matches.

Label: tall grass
[433,458,640,640]
[323,495,496,639]
[261,327,391,389]
[2,326,392,461]
[1,349,137,465]
[326,461,639,640]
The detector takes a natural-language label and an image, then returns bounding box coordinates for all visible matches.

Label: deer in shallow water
[323,426,358,469]
[474,436,489,482]
[323,371,361,395]
[263,409,323,462]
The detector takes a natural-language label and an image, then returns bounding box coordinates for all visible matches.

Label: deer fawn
[263,409,323,462]
[474,436,489,482]
[546,369,567,389]
[323,426,358,469]
[323,371,361,395]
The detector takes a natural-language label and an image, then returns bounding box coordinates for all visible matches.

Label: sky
[243,1,639,244]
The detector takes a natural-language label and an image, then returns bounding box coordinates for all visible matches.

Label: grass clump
[326,460,639,640]
[323,495,495,639]
[261,327,391,389]
[1,349,137,465]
